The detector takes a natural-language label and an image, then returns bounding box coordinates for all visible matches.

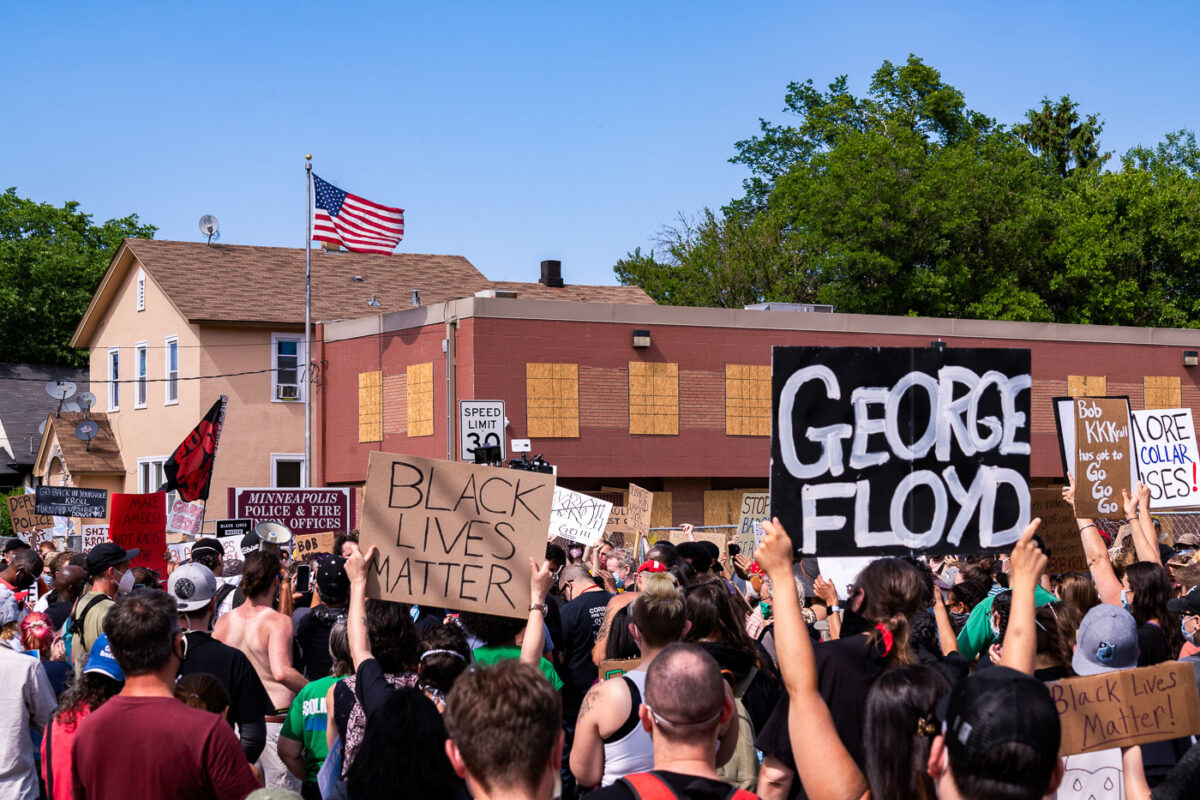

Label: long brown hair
[854,558,930,666]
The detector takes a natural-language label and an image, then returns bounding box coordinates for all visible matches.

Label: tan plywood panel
[358,370,383,443]
[527,363,579,438]
[629,362,678,436]
[726,364,771,437]
[406,362,434,437]
[1144,376,1182,410]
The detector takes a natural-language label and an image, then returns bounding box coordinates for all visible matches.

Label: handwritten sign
[771,346,1032,556]
[109,492,168,576]
[361,453,555,619]
[166,500,206,536]
[1131,408,1200,510]
[35,486,107,518]
[168,542,192,563]
[627,484,653,538]
[600,658,641,680]
[8,495,53,535]
[294,531,336,558]
[1029,488,1087,574]
[549,487,613,546]
[1049,661,1200,755]
[1073,398,1135,519]
[737,492,769,559]
[219,534,244,562]
[81,525,110,550]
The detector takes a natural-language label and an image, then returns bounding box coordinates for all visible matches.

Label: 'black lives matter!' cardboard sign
[770,346,1031,557]
[361,452,555,619]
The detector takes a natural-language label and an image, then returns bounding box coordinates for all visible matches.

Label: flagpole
[304,155,313,488]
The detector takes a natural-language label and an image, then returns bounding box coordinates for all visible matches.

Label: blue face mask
[1121,589,1132,611]
[1182,618,1200,647]
[614,576,625,590]
[990,614,1001,640]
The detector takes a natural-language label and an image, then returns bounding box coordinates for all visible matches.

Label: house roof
[34,412,124,476]
[71,239,653,346]
[0,364,91,477]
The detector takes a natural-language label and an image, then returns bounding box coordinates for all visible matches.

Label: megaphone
[255,521,293,545]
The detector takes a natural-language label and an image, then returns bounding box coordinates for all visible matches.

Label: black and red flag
[162,396,227,502]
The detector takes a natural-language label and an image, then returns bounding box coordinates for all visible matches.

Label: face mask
[1120,589,1131,611]
[117,568,135,596]
[990,614,1001,640]
[1182,618,1200,647]
[614,576,625,590]
[760,601,773,620]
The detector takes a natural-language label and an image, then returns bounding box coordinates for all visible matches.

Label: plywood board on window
[1067,375,1107,398]
[726,364,771,437]
[406,362,434,438]
[651,491,673,529]
[629,362,678,435]
[358,370,383,443]
[1144,376,1182,410]
[527,363,579,438]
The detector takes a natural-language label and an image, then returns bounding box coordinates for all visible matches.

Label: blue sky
[5,2,1199,287]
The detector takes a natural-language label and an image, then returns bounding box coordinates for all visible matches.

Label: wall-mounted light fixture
[1184,350,1198,367]
[632,329,651,348]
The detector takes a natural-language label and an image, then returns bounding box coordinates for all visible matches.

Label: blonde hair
[631,573,687,648]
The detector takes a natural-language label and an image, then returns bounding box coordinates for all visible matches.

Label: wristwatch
[529,602,546,613]
[830,605,842,614]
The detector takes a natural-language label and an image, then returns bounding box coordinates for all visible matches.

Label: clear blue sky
[5,2,1199,288]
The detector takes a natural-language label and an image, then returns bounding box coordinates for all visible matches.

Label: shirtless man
[214,550,306,791]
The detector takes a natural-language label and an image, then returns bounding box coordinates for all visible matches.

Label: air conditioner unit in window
[276,385,300,401]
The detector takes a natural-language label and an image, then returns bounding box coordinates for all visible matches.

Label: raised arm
[1134,482,1161,566]
[344,545,374,669]
[1065,475,1122,605]
[1123,484,1160,566]
[520,558,553,666]
[758,518,868,800]
[930,580,958,657]
[998,519,1046,675]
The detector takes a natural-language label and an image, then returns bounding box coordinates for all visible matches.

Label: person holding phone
[292,555,350,680]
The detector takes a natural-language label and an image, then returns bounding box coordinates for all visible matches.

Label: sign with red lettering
[109,492,168,576]
[230,488,353,534]
[361,452,555,618]
[166,500,206,536]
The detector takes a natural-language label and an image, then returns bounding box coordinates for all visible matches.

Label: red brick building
[316,295,1200,528]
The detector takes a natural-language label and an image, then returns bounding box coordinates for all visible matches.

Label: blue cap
[85,633,125,682]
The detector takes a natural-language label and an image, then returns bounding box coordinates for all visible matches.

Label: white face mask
[117,568,136,596]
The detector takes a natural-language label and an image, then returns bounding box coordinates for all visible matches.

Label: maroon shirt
[71,696,259,800]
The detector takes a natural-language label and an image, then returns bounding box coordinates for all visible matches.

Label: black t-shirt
[179,630,273,726]
[293,604,348,680]
[45,599,73,631]
[1138,623,1171,666]
[586,771,748,800]
[556,588,612,718]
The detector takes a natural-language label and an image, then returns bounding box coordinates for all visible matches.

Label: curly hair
[419,623,472,695]
[367,599,421,673]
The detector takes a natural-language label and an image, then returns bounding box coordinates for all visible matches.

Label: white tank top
[600,670,654,786]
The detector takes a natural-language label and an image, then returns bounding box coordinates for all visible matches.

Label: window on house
[107,347,119,411]
[137,457,176,506]
[136,269,145,312]
[165,337,179,405]
[272,334,304,402]
[271,454,305,488]
[135,343,148,408]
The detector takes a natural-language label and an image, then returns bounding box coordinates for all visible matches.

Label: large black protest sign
[771,346,1031,557]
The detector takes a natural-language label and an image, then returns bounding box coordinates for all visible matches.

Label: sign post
[460,400,506,462]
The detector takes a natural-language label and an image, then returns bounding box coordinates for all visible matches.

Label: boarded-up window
[1067,375,1107,397]
[630,362,679,435]
[358,371,383,442]
[651,491,673,529]
[406,362,434,437]
[1144,376,1182,409]
[527,363,579,438]
[726,364,771,436]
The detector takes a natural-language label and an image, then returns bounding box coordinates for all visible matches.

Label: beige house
[55,239,649,531]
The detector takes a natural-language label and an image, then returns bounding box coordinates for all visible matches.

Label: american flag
[311,174,404,255]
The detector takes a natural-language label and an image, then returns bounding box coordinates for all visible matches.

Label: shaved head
[643,642,725,736]
[54,565,87,602]
[560,565,594,586]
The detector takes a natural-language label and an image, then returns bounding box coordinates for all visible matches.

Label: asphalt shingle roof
[0,364,90,475]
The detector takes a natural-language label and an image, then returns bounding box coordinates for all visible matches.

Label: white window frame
[134,341,148,409]
[164,336,179,406]
[107,347,120,412]
[137,456,177,508]
[270,453,306,488]
[271,333,305,403]
[136,268,145,312]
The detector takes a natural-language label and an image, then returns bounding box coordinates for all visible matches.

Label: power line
[0,366,305,384]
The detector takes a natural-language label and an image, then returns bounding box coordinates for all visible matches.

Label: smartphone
[294,563,311,594]
[728,542,740,557]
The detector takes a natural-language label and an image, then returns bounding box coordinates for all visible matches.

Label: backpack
[620,771,758,800]
[65,594,108,661]
[715,666,760,792]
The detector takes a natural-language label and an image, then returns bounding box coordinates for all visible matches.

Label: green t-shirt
[281,675,344,781]
[472,645,563,691]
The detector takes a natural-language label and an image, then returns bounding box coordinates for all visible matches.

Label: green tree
[0,188,155,366]
[1014,96,1109,177]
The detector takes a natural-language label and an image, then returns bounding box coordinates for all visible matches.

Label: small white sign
[219,534,245,562]
[511,438,532,453]
[460,400,506,462]
[166,500,206,536]
[81,525,110,550]
[549,487,613,546]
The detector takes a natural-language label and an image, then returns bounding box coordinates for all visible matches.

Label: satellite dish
[45,380,76,400]
[75,420,99,451]
[77,392,97,410]
[198,214,220,245]
[255,521,293,544]
[63,402,81,413]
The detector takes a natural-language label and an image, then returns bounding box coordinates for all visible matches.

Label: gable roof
[34,412,124,476]
[0,364,91,477]
[72,239,653,346]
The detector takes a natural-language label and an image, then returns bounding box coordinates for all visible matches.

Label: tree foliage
[618,56,1200,330]
[0,188,155,366]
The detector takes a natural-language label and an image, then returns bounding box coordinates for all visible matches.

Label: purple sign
[229,487,355,534]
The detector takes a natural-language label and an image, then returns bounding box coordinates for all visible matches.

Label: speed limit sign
[460,400,506,462]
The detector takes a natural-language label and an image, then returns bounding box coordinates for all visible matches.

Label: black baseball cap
[316,555,350,605]
[85,542,139,576]
[1168,588,1200,616]
[2,537,30,554]
[191,537,224,560]
[239,531,262,555]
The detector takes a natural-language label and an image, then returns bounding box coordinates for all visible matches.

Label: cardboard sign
[549,487,613,546]
[1053,397,1140,491]
[600,658,641,680]
[737,492,770,558]
[771,346,1032,556]
[219,534,244,562]
[1072,398,1135,518]
[294,531,336,558]
[230,487,353,533]
[81,524,110,550]
[7,495,53,535]
[166,500,206,536]
[627,484,653,537]
[1049,661,1200,755]
[360,453,555,619]
[1131,408,1200,509]
[34,486,107,518]
[1029,488,1087,574]
[109,492,168,576]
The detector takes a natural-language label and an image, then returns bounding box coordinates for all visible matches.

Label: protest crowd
[4,469,1200,800]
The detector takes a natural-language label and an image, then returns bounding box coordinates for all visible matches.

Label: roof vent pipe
[540,260,564,288]
[411,289,422,307]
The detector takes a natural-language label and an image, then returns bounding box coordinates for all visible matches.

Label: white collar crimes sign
[771,346,1031,557]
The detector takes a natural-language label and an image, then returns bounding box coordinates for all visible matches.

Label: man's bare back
[214,601,303,710]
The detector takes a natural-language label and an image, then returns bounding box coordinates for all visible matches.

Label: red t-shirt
[42,706,90,800]
[71,696,259,800]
